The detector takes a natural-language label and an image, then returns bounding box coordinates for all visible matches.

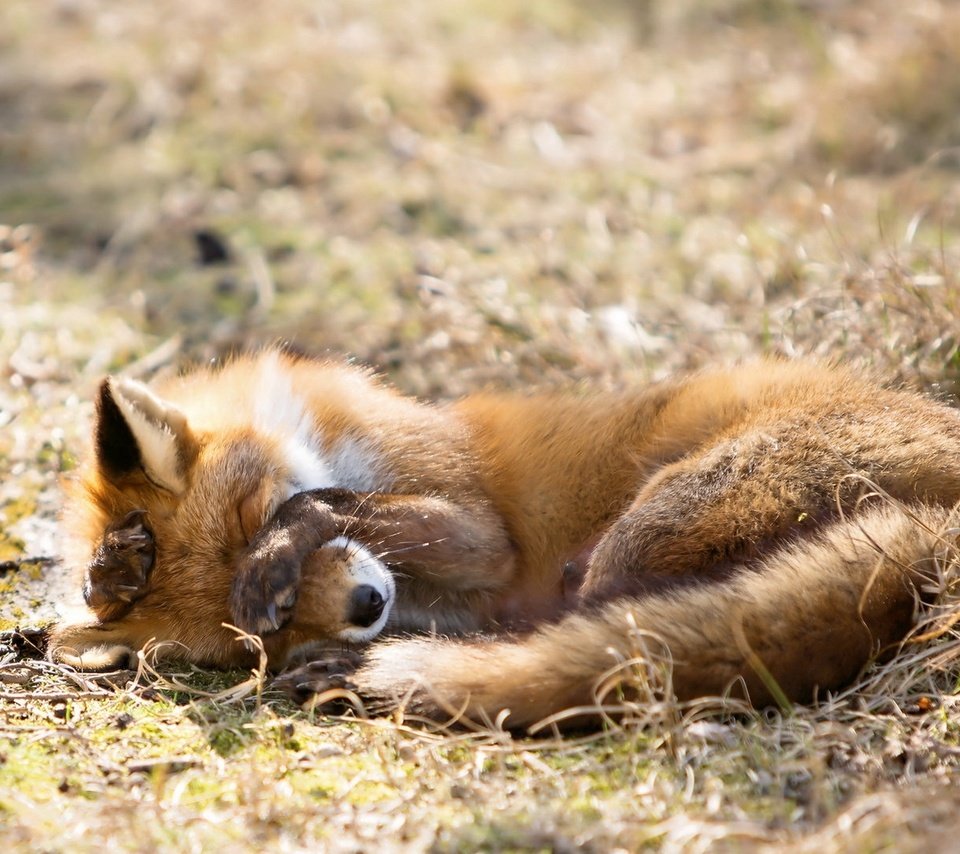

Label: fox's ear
[96,377,199,494]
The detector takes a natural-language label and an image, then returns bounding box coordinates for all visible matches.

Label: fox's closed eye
[238,488,267,544]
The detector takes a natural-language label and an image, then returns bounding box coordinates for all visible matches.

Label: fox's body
[50,350,960,729]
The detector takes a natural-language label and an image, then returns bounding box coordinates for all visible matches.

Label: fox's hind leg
[581,428,868,601]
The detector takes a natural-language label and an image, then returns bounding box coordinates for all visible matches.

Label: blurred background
[2,0,960,573]
[3,0,959,391]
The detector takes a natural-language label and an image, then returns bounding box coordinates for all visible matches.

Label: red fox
[49,349,960,729]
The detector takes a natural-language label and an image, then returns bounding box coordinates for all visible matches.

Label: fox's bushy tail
[348,503,956,730]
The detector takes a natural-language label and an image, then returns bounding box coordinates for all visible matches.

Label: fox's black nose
[349,584,385,627]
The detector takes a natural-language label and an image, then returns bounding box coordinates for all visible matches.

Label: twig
[0,690,116,701]
[127,757,201,774]
[0,555,58,574]
[122,335,183,379]
[247,249,276,318]
[0,724,76,733]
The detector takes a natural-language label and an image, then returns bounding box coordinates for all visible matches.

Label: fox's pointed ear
[95,377,199,494]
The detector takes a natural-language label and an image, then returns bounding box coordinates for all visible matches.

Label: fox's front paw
[229,491,348,637]
[272,652,364,708]
[230,533,304,636]
[84,510,155,619]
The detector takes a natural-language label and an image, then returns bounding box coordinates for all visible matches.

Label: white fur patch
[326,536,395,643]
[111,377,187,494]
[252,352,390,496]
[326,436,390,492]
[252,353,335,493]
[362,638,434,685]
[282,436,336,494]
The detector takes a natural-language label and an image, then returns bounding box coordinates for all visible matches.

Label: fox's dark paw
[84,510,155,618]
[302,487,364,516]
[272,652,364,708]
[230,492,348,637]
[230,533,304,636]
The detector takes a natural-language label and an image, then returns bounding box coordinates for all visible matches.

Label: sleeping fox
[48,348,960,729]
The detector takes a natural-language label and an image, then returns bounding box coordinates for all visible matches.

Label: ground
[2,0,960,850]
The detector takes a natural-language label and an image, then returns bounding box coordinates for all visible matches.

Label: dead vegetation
[3,0,960,850]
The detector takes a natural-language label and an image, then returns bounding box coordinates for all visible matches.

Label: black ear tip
[95,377,142,479]
[98,374,118,398]
[95,378,112,416]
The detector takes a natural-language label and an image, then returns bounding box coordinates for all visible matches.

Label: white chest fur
[252,353,389,496]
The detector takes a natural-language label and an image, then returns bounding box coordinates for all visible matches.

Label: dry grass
[4,0,960,850]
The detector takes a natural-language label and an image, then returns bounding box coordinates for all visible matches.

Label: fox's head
[49,354,395,671]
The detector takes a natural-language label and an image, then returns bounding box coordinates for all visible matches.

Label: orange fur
[49,351,960,729]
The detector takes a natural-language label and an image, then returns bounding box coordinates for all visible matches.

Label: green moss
[209,728,248,757]
[0,490,36,564]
